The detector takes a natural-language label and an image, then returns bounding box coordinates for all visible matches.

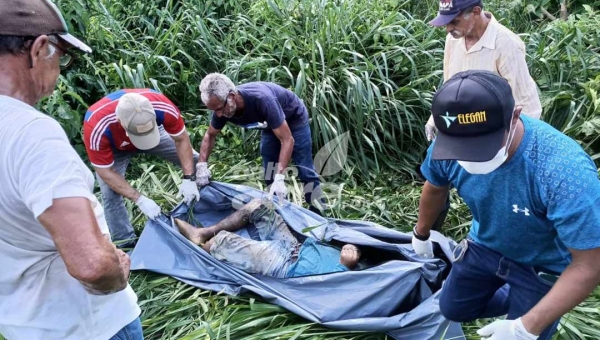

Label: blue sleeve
[333,263,350,273]
[210,113,227,130]
[419,142,451,187]
[546,152,600,250]
[259,96,285,130]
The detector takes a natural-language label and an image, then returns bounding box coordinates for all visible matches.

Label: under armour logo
[441,112,457,128]
[120,141,130,147]
[512,204,530,216]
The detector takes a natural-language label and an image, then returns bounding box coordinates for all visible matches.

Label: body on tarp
[129,182,465,340]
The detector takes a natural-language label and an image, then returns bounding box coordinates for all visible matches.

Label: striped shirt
[428,12,542,126]
[83,89,185,168]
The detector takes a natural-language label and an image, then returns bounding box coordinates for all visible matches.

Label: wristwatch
[183,174,196,181]
[413,226,430,241]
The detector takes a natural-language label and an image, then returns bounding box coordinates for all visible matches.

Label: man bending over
[175,199,360,278]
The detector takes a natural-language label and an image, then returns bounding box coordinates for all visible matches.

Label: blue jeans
[97,128,198,245]
[109,318,144,340]
[261,124,322,211]
[209,203,299,278]
[440,239,561,340]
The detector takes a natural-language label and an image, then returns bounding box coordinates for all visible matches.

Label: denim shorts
[210,204,300,278]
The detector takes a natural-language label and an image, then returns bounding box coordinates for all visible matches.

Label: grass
[122,159,600,340]
[31,0,600,338]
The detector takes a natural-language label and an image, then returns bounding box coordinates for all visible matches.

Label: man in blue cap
[412,70,600,340]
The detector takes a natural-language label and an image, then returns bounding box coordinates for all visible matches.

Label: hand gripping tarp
[130,182,465,340]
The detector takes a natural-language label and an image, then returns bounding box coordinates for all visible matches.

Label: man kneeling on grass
[175,198,361,278]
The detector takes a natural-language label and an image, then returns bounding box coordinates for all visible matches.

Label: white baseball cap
[116,93,160,150]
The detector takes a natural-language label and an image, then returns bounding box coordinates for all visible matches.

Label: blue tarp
[130,182,465,339]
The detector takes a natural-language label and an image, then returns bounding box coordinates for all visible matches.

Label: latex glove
[478,318,538,340]
[412,227,434,258]
[135,195,161,220]
[177,179,200,205]
[269,174,287,202]
[425,115,437,142]
[195,162,211,186]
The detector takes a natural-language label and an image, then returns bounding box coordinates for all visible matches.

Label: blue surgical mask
[458,118,517,175]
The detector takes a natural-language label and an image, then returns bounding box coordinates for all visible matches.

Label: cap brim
[432,129,505,162]
[128,126,161,150]
[429,13,460,27]
[58,34,92,53]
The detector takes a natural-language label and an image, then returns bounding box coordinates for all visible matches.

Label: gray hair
[199,73,236,104]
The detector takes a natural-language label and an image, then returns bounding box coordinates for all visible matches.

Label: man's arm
[199,125,221,163]
[271,121,294,174]
[38,197,129,294]
[95,167,141,202]
[171,129,195,175]
[521,247,600,335]
[415,181,450,237]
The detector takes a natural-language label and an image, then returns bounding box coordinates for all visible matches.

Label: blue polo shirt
[286,238,349,277]
[210,82,309,131]
[421,116,600,273]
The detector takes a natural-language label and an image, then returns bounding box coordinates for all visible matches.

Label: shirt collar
[466,12,499,52]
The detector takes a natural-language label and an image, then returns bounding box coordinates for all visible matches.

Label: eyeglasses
[214,91,234,113]
[48,40,74,68]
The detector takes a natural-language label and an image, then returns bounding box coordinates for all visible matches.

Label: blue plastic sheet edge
[129,182,465,340]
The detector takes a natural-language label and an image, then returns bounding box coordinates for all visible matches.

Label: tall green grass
[36,0,600,339]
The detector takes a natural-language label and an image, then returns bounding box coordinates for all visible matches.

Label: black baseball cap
[0,0,91,53]
[431,70,515,162]
[429,0,483,27]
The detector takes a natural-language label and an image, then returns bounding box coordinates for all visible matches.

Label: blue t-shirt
[421,116,600,273]
[210,82,309,131]
[286,238,349,277]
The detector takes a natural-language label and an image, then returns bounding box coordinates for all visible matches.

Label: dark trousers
[260,124,322,214]
[440,239,561,340]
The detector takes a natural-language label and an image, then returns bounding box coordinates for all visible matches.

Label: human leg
[109,318,144,340]
[174,198,264,245]
[503,262,561,340]
[208,230,294,278]
[290,125,323,213]
[248,202,298,245]
[260,131,282,185]
[96,151,136,246]
[439,240,511,322]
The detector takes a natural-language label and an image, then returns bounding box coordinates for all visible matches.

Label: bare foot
[174,218,210,245]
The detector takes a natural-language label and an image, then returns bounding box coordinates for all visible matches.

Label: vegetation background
[35,0,600,338]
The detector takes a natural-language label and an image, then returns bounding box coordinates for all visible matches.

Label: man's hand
[340,244,361,269]
[269,174,287,202]
[135,195,161,220]
[412,226,434,258]
[478,318,538,340]
[196,162,211,186]
[425,114,437,142]
[177,179,200,205]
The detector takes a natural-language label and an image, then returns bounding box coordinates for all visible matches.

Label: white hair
[199,73,236,104]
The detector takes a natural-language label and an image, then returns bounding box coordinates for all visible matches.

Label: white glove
[478,318,538,340]
[135,195,162,220]
[268,174,287,202]
[412,227,434,258]
[425,115,437,142]
[177,179,200,205]
[195,162,211,186]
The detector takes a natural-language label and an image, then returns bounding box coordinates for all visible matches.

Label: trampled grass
[124,160,600,340]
